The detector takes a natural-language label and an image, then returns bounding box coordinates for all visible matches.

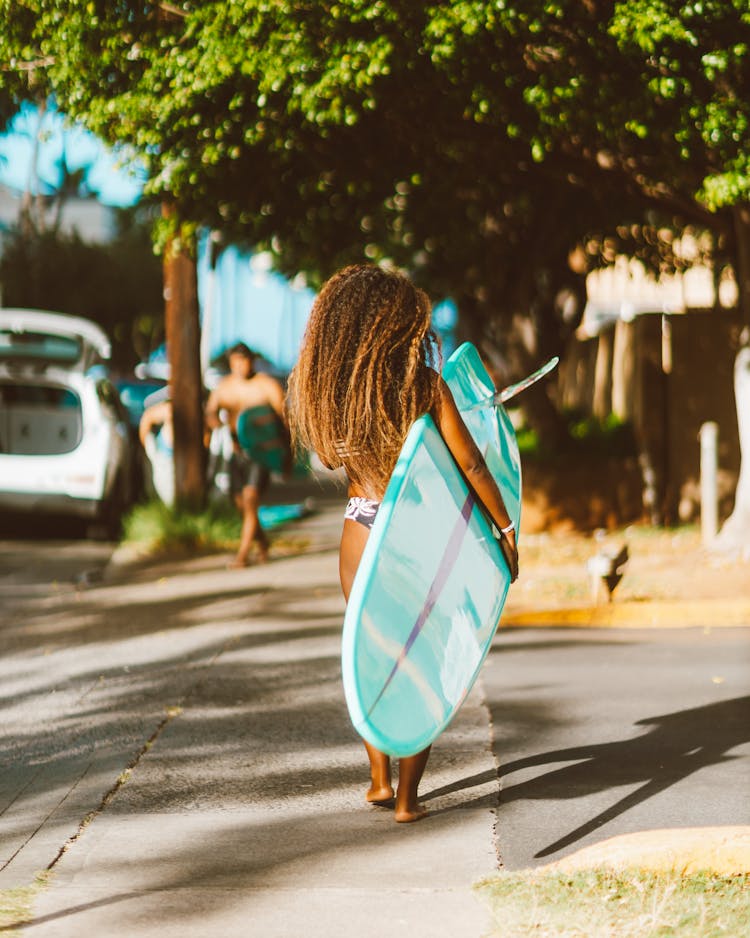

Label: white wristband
[500,520,515,535]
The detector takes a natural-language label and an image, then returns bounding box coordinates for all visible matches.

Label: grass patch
[120,499,313,559]
[0,876,49,935]
[122,500,242,556]
[476,868,750,937]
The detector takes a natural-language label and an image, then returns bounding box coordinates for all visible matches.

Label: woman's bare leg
[340,520,394,805]
[341,517,430,820]
[395,747,431,822]
[363,740,394,804]
[339,519,369,600]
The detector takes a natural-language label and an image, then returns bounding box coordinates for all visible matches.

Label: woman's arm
[433,378,518,581]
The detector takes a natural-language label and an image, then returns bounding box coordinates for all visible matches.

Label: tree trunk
[592,328,614,420]
[163,212,206,509]
[633,316,667,524]
[715,347,750,555]
[612,319,636,421]
[715,203,750,555]
[734,202,750,332]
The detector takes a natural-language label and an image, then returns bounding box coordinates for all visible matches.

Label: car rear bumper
[0,490,100,518]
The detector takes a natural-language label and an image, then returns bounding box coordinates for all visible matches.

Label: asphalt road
[486,624,750,869]
[0,530,115,625]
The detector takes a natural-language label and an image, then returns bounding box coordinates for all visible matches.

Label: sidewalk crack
[45,706,182,872]
[1,763,93,873]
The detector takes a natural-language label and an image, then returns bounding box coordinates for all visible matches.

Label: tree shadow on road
[497,695,750,857]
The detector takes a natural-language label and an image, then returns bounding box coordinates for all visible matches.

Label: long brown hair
[288,264,441,497]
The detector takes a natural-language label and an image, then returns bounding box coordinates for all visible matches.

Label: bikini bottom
[344,496,380,530]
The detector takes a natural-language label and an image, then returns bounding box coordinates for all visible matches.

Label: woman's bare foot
[363,740,392,806]
[394,803,428,823]
[366,784,395,805]
[392,746,431,823]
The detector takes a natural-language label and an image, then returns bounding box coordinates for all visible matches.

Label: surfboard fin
[467,356,559,410]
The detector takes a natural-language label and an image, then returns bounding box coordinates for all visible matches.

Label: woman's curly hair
[288,264,441,497]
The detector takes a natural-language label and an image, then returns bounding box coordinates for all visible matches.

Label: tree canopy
[2,1,749,348]
[3,0,749,516]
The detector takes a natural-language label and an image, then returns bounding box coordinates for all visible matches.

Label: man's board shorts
[229,449,271,497]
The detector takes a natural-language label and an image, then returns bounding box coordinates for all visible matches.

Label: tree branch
[3,56,55,71]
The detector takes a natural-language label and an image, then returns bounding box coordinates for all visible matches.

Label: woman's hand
[499,530,519,583]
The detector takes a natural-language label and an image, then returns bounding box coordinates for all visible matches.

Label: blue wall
[198,235,457,373]
[197,237,316,373]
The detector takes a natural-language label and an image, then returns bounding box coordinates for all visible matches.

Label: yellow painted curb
[539,827,750,876]
[502,600,750,628]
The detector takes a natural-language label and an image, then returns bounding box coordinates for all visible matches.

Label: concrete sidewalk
[2,483,749,936]
[1,486,499,937]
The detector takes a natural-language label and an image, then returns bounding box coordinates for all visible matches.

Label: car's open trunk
[0,382,83,455]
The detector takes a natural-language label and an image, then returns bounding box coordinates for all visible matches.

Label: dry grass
[476,868,750,937]
[509,523,750,612]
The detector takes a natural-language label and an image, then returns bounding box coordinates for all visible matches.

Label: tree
[605,0,750,550]
[494,0,750,545]
[0,1,207,507]
[3,2,748,519]
[0,1,649,441]
[0,0,45,127]
[5,3,744,326]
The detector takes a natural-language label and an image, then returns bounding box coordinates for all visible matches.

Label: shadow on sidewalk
[497,695,750,857]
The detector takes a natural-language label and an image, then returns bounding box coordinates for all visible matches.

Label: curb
[502,600,750,629]
[537,827,750,876]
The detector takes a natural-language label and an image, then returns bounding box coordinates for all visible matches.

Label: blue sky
[0,100,145,207]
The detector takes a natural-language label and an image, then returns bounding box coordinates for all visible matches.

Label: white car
[0,308,134,531]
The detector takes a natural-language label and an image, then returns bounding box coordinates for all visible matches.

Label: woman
[288,264,518,822]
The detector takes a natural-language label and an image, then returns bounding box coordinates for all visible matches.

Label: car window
[0,330,82,364]
[0,383,83,455]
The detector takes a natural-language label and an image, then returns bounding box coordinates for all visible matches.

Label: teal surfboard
[258,502,311,529]
[235,405,290,473]
[341,343,525,759]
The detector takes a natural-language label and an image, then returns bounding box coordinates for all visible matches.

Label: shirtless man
[205,343,288,567]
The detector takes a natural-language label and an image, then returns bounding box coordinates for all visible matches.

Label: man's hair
[227,342,255,359]
[288,264,441,498]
